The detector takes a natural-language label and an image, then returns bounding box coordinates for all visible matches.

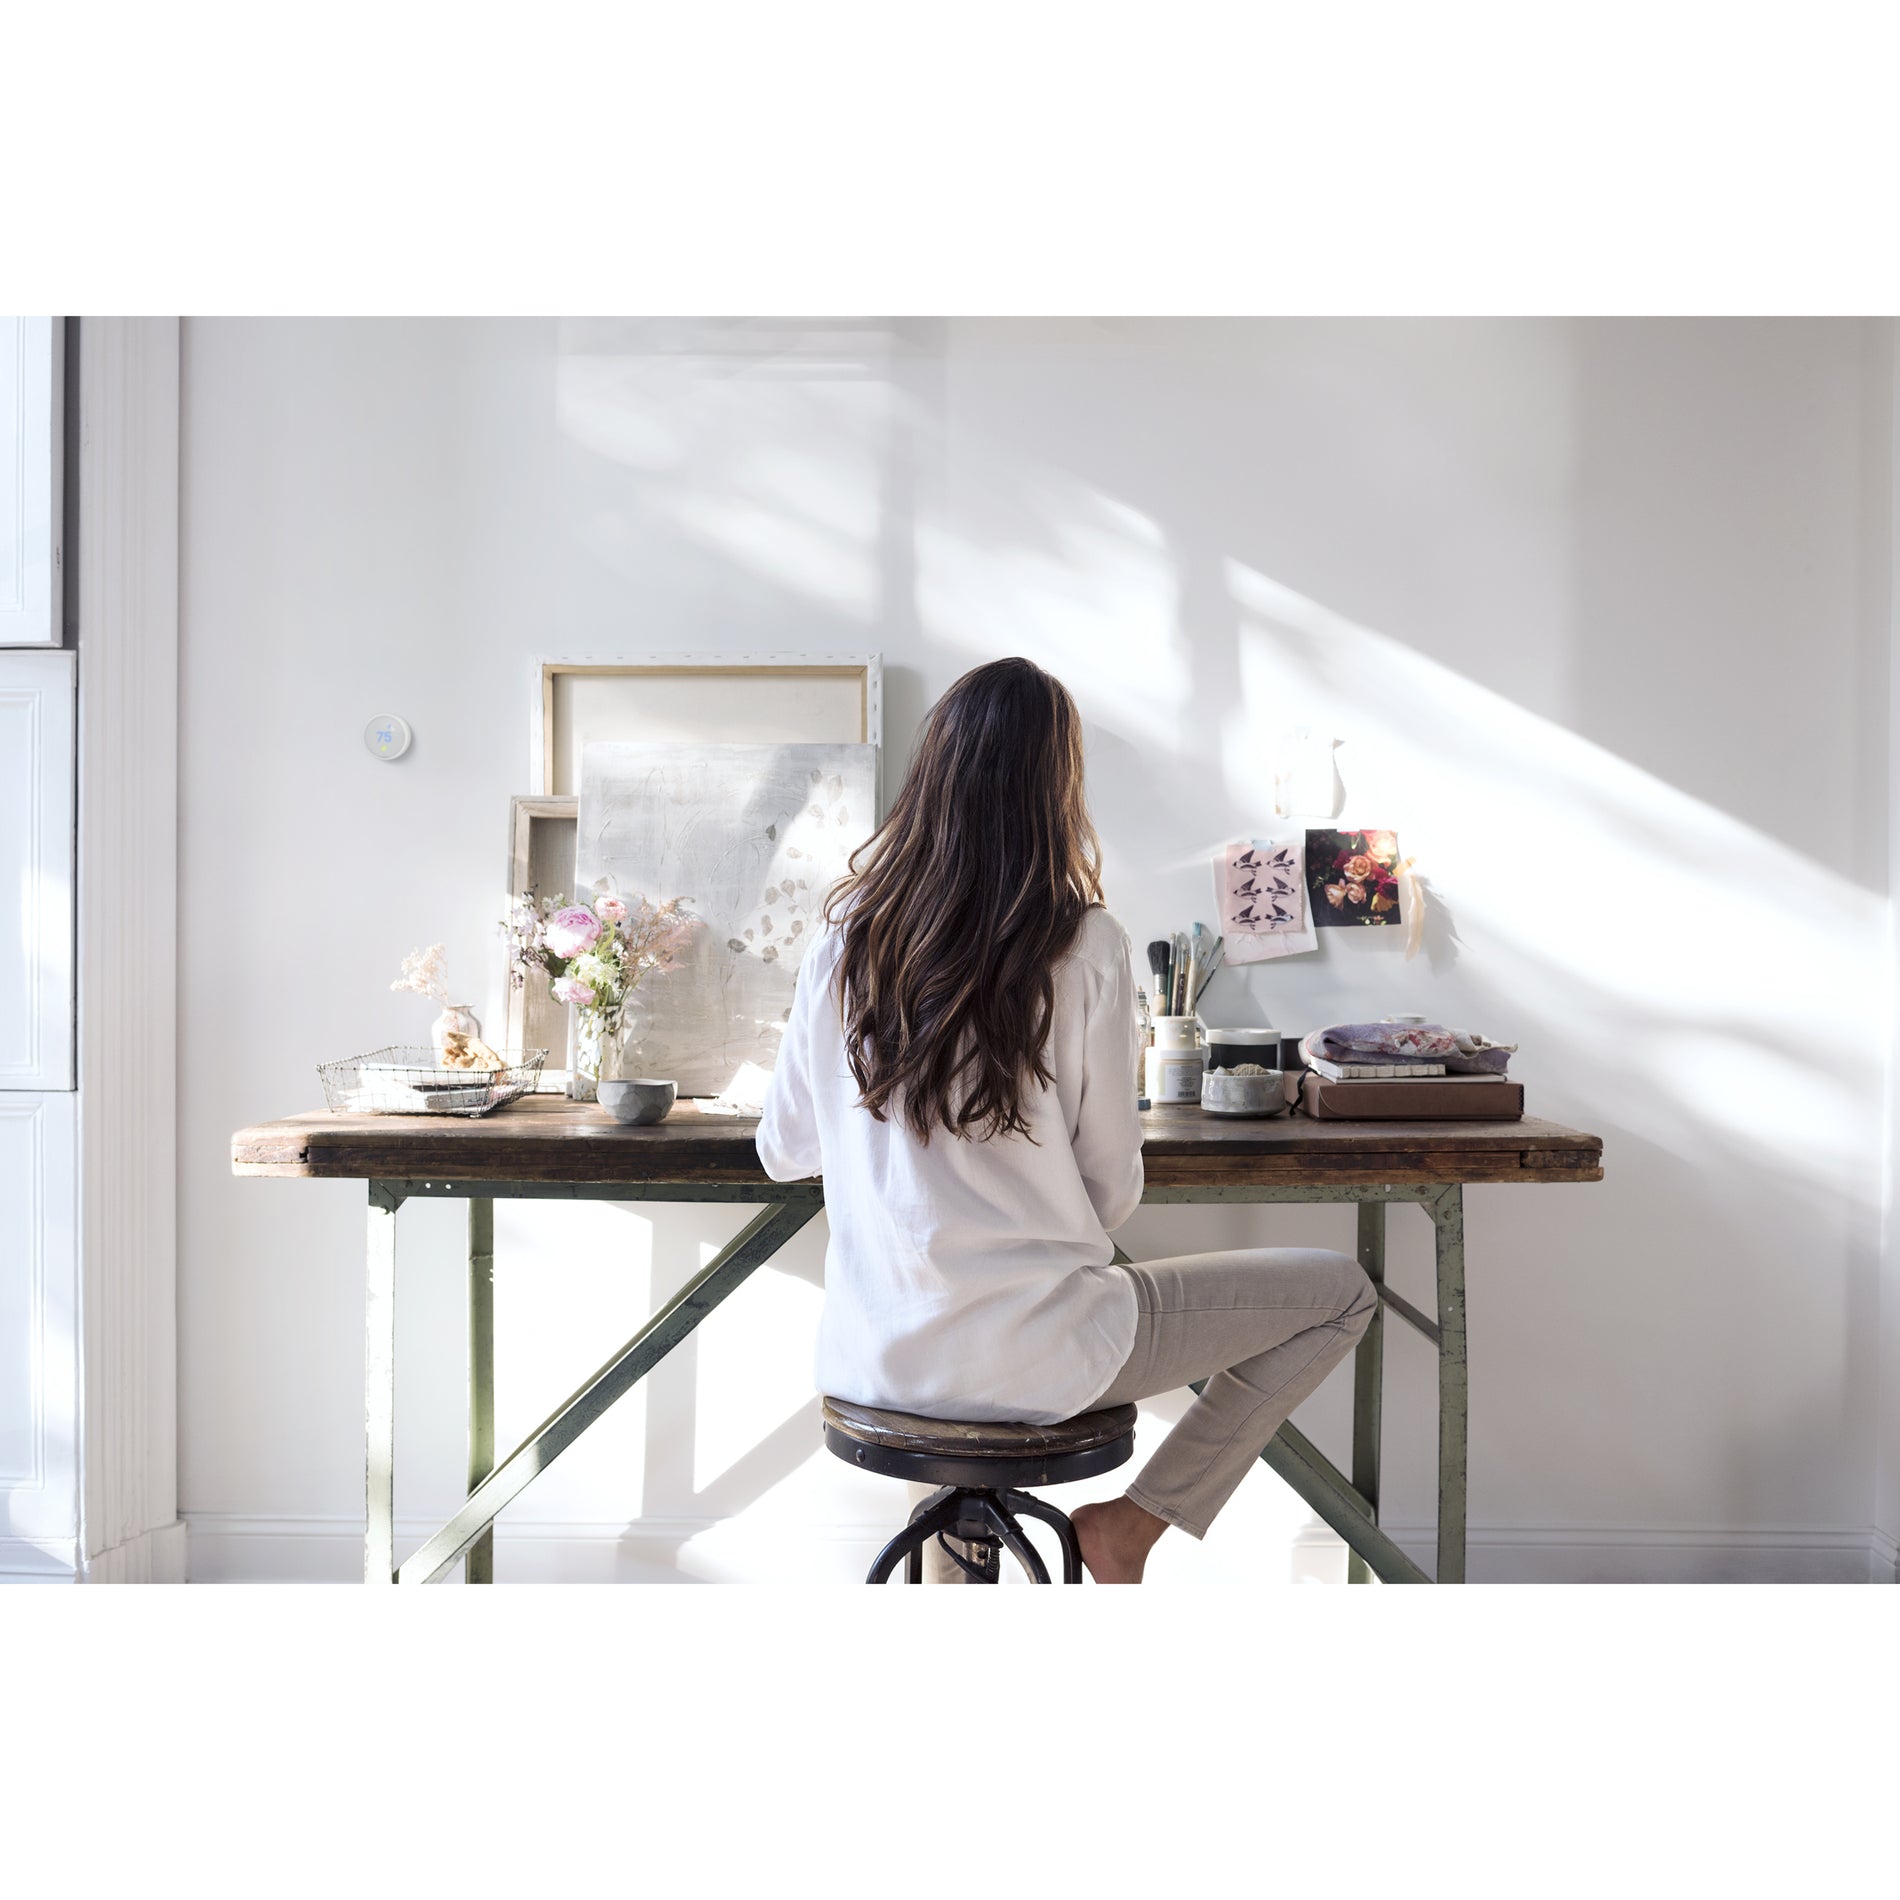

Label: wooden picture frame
[503,794,578,1084]
[532,652,883,798]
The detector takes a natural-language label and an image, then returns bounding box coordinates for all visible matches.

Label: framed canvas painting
[502,794,578,1082]
[576,741,878,1097]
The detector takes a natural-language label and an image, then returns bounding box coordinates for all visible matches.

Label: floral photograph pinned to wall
[1306,828,1404,928]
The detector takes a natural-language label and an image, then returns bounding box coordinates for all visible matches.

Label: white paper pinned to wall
[1274,725,1339,819]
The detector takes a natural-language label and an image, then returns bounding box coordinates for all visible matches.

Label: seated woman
[757,657,1374,1583]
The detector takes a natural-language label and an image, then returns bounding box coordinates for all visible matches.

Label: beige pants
[1095,1247,1376,1538]
[920,1245,1374,1578]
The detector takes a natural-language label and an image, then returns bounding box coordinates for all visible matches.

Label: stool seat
[822,1398,1137,1460]
[822,1398,1138,1583]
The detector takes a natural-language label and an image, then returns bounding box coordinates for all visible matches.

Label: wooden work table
[231,1097,1604,1586]
[233,1095,1603,1186]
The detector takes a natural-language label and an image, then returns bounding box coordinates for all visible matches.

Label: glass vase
[568,1006,610,1102]
[607,991,651,1081]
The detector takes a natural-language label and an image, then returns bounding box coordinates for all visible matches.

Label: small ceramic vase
[431,1003,482,1065]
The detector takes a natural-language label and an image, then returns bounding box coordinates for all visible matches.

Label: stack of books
[1300,1052,1523,1121]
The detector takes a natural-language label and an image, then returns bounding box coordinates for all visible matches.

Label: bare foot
[1071,1497,1169,1584]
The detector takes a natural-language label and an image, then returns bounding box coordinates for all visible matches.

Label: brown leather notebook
[1299,1072,1525,1121]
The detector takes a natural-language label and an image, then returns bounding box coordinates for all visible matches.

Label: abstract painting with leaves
[577,741,878,1094]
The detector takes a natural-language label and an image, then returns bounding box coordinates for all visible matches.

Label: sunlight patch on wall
[557,322,889,617]
[919,472,1188,752]
[494,1201,655,1522]
[1224,559,1884,1201]
[691,1264,825,1501]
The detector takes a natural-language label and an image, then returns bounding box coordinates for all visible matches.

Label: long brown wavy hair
[824,658,1105,1143]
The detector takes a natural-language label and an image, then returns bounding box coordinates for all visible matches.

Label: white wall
[178,317,1897,1582]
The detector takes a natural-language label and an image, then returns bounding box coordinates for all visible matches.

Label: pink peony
[1344,854,1376,882]
[545,905,603,958]
[1324,882,1348,908]
[551,975,596,1007]
[1346,881,1367,904]
[594,894,629,924]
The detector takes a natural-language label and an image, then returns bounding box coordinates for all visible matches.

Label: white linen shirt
[755,905,1144,1426]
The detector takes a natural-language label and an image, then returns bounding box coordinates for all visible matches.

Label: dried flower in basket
[390,944,503,1069]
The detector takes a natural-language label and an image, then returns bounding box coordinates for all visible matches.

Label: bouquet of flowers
[500,886,698,1091]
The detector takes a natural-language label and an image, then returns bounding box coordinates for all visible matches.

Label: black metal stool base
[868,1483,1085,1585]
[821,1398,1136,1586]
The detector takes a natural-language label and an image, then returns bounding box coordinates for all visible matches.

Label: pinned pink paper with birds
[1214,839,1316,963]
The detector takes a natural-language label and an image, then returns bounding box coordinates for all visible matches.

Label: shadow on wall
[481,317,1886,1578]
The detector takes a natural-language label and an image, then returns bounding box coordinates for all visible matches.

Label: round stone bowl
[597,1078,677,1126]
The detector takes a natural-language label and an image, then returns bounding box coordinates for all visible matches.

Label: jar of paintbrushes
[1147,926,1221,1022]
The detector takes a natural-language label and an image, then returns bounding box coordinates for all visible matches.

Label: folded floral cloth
[1302,1022,1517,1075]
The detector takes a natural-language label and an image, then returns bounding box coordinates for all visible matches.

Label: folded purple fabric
[1305,1022,1515,1076]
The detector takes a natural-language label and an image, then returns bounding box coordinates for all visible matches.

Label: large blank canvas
[577,741,878,1095]
[548,665,874,795]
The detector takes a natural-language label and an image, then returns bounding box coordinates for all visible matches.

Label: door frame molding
[76,316,185,1583]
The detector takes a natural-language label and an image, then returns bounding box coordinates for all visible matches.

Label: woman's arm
[756,946,825,1182]
[1071,928,1145,1232]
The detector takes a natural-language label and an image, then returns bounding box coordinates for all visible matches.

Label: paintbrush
[1193,934,1225,1007]
[1172,932,1189,1015]
[1147,940,1172,1013]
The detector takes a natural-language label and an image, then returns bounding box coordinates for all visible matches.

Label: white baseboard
[82,1519,188,1584]
[1295,1520,1900,1585]
[184,1511,1900,1584]
[184,1513,901,1585]
[1869,1528,1900,1585]
[0,1534,79,1582]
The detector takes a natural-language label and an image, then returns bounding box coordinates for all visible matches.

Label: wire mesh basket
[318,1045,548,1117]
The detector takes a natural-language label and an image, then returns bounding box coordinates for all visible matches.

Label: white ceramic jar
[1145,1018,1207,1103]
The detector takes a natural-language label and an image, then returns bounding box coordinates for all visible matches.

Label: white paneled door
[1,640,76,1578]
[0,650,75,1090]
[0,1092,77,1575]
[0,318,61,647]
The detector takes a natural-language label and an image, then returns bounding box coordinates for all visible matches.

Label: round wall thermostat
[364,714,412,761]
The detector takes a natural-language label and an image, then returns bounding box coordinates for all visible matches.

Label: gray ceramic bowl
[1200,1067,1289,1118]
[597,1078,677,1126]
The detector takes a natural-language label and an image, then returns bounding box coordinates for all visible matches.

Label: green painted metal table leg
[1347,1199,1386,1585]
[1432,1185,1469,1583]
[366,1183,400,1585]
[467,1198,495,1584]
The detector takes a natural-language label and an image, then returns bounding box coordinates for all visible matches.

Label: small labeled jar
[1145,1018,1207,1103]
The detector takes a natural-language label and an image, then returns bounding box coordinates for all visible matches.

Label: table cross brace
[363,1177,1467,1583]
[363,1189,819,1584]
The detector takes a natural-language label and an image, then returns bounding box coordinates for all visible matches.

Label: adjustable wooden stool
[822,1398,1137,1584]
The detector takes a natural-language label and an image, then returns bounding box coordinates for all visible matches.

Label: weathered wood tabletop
[231,1095,1604,1188]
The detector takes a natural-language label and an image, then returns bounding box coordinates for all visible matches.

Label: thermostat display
[365,714,412,761]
